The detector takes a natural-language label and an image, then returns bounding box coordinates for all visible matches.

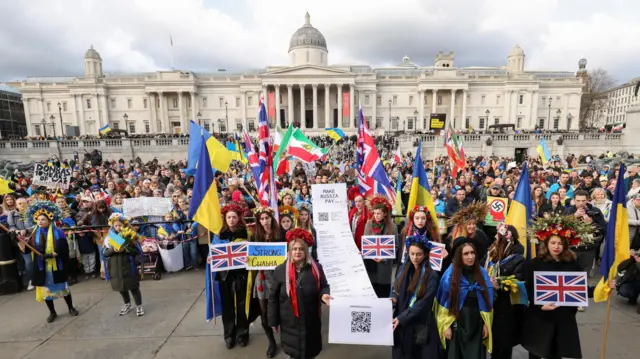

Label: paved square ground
[1,271,638,359]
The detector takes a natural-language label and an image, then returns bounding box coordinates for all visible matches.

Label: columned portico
[275,85,281,126]
[312,84,318,129]
[337,84,343,129]
[324,84,330,129]
[299,84,305,128]
[287,85,294,126]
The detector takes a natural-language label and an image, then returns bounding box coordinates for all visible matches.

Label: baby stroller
[139,237,163,280]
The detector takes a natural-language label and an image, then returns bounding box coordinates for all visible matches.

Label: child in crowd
[157,212,179,249]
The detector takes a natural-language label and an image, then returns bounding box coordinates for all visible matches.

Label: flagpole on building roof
[169,33,175,70]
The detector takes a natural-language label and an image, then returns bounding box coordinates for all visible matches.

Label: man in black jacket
[616,251,640,313]
[563,190,607,273]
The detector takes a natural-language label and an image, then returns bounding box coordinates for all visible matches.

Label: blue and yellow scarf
[34,226,62,272]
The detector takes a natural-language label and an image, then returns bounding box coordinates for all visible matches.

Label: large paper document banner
[328,297,394,346]
[246,242,287,270]
[534,271,588,307]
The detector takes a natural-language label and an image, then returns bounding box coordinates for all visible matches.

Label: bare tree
[579,68,617,130]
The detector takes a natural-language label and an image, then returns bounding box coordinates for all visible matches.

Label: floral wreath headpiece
[279,205,299,220]
[347,186,363,201]
[253,205,276,217]
[108,213,129,227]
[295,202,312,213]
[409,205,431,219]
[528,214,594,247]
[27,200,62,222]
[403,234,431,253]
[221,203,244,216]
[369,195,392,213]
[286,228,315,247]
[447,200,488,227]
[278,188,296,202]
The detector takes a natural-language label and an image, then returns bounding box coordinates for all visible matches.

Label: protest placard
[32,163,72,189]
[328,297,393,346]
[123,197,173,217]
[246,242,287,270]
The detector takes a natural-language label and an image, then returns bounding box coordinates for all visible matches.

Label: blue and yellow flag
[99,124,111,135]
[186,121,232,175]
[536,139,551,165]
[188,138,223,235]
[107,229,126,251]
[205,234,224,322]
[324,127,345,141]
[506,162,534,259]
[434,266,494,352]
[394,173,404,224]
[406,141,439,233]
[594,164,630,302]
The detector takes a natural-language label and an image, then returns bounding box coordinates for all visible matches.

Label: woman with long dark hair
[363,196,398,298]
[435,238,494,359]
[295,202,317,261]
[397,205,441,271]
[348,187,371,251]
[391,234,441,358]
[250,206,283,358]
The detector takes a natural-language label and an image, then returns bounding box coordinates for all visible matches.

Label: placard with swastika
[485,196,508,226]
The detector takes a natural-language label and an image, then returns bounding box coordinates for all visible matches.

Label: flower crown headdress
[279,205,299,220]
[286,228,315,247]
[403,234,431,253]
[26,200,62,222]
[409,205,431,219]
[295,201,312,213]
[347,186,363,201]
[221,203,244,216]
[278,188,296,202]
[447,200,489,227]
[253,205,276,217]
[528,214,595,247]
[108,213,129,227]
[369,195,392,212]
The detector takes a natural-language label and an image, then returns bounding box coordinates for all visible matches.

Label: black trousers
[373,283,391,298]
[491,346,513,359]
[220,273,249,340]
[120,288,142,306]
[529,353,560,359]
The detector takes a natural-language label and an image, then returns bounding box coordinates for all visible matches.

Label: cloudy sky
[0,0,638,83]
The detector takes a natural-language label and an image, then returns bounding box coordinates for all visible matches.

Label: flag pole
[600,294,612,359]
[207,230,216,325]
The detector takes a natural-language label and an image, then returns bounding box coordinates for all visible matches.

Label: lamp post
[217,119,223,134]
[485,109,490,131]
[49,114,57,138]
[555,109,561,131]
[547,97,552,130]
[567,113,573,131]
[414,110,418,132]
[57,102,64,137]
[123,113,128,135]
[402,119,406,132]
[388,99,392,131]
[41,118,48,138]
[196,111,202,126]
[224,101,228,133]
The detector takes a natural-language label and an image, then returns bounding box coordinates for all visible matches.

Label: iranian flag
[274,125,326,174]
[273,124,293,176]
[445,125,466,178]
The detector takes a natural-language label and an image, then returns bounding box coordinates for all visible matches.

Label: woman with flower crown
[397,205,441,270]
[103,213,145,317]
[251,205,284,358]
[348,187,371,251]
[482,223,526,359]
[295,202,318,261]
[268,228,330,359]
[279,188,296,207]
[26,200,79,323]
[520,215,596,359]
[391,234,441,359]
[279,205,298,240]
[363,196,399,298]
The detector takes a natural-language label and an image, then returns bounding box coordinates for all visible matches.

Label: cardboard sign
[246,242,287,270]
[32,163,72,189]
[486,196,508,226]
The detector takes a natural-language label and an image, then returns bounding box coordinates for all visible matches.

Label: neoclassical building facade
[14,13,583,137]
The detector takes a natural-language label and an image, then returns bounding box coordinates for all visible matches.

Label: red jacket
[348,206,371,250]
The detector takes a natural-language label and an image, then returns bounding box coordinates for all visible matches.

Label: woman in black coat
[482,224,526,359]
[391,234,441,359]
[268,229,330,359]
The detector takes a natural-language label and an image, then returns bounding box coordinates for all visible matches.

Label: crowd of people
[2,142,639,359]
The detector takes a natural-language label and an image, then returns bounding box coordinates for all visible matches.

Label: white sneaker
[27,281,35,291]
[136,305,145,317]
[119,303,132,316]
[577,306,585,312]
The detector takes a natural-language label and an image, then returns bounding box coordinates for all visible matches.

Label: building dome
[509,44,524,57]
[288,12,327,52]
[84,45,101,60]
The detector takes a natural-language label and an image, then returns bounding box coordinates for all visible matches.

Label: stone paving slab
[0,340,42,359]
[22,337,166,359]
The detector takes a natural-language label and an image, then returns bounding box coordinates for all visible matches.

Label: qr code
[350,311,372,333]
[318,212,329,222]
[331,212,341,221]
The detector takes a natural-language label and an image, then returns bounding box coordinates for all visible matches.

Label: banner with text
[342,91,350,119]
[246,242,287,270]
[328,297,393,346]
[32,163,72,190]
[123,197,173,218]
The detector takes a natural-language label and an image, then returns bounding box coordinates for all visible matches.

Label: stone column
[148,93,157,133]
[337,84,343,128]
[190,92,197,124]
[100,93,109,127]
[178,92,185,132]
[372,90,377,129]
[324,84,330,128]
[70,95,80,135]
[93,94,100,128]
[275,85,281,127]
[312,84,318,130]
[563,93,569,130]
[530,91,539,129]
[349,84,355,129]
[417,90,424,131]
[450,89,456,128]
[287,85,294,126]
[461,90,467,129]
[431,90,438,114]
[240,90,247,131]
[158,91,165,133]
[299,84,306,128]
[262,85,268,117]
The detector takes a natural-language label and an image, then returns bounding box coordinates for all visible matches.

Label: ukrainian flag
[186,120,232,175]
[506,162,534,259]
[394,173,404,224]
[107,229,126,251]
[324,128,345,141]
[188,137,223,234]
[226,139,245,163]
[536,138,551,165]
[594,164,630,302]
[406,141,439,233]
[99,124,112,135]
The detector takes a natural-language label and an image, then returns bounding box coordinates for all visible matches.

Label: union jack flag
[243,130,260,188]
[208,243,248,272]
[257,100,272,206]
[356,106,395,201]
[534,271,588,307]
[429,242,445,271]
[361,235,396,259]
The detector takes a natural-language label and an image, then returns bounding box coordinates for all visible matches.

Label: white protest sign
[32,163,72,189]
[123,197,173,217]
[328,297,394,346]
[312,183,376,297]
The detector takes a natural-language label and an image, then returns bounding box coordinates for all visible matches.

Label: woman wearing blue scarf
[391,233,441,359]
[26,200,79,323]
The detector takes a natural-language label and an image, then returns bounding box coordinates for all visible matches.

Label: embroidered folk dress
[33,226,70,302]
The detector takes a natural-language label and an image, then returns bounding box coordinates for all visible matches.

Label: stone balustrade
[0,132,632,162]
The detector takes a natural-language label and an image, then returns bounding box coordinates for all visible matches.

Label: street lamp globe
[49,114,55,122]
[123,113,128,121]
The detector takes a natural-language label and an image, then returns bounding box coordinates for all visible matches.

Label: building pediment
[262,65,352,78]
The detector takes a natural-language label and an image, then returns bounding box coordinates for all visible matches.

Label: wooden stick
[240,183,260,205]
[207,231,217,326]
[600,294,613,359]
[0,223,42,256]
